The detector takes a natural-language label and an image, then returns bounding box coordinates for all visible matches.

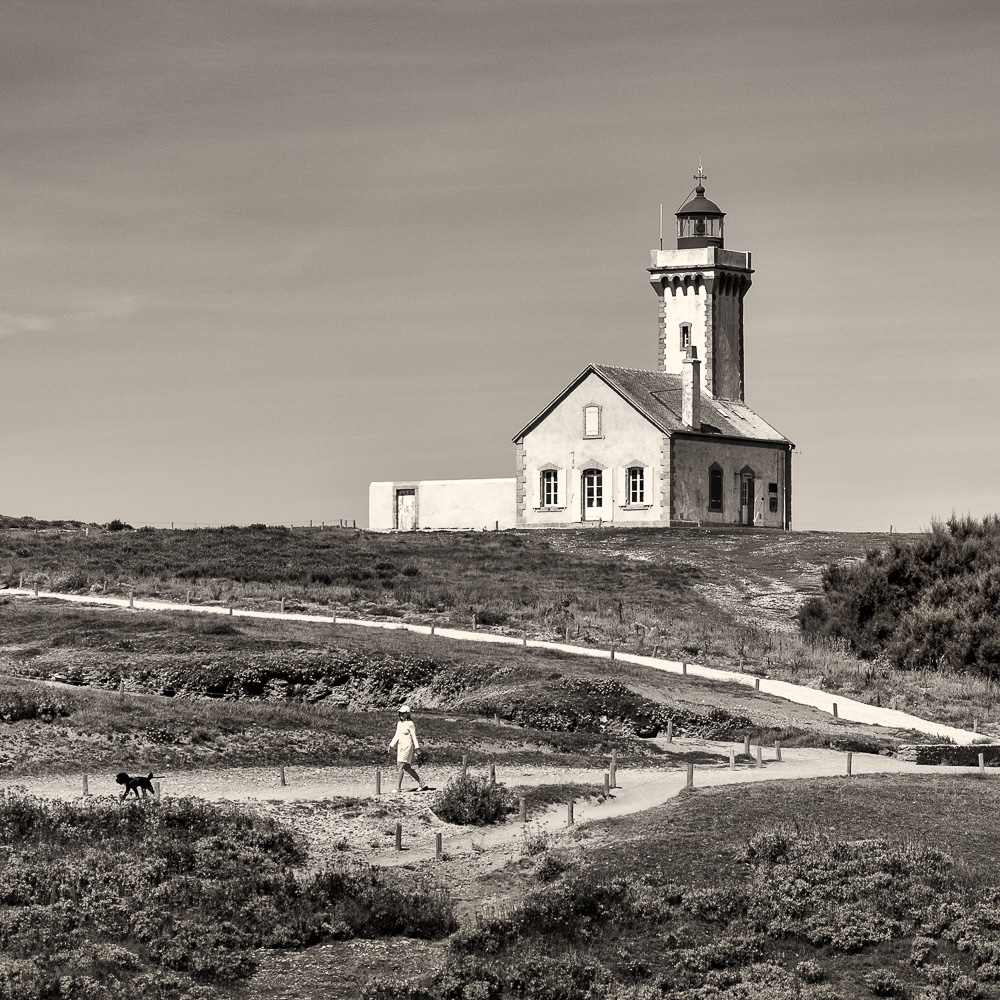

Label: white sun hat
[399,704,410,713]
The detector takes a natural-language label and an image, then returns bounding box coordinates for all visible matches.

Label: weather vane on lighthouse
[694,158,707,186]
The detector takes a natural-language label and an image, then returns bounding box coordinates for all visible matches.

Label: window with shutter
[583,405,601,438]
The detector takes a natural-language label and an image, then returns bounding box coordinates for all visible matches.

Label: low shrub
[0,690,68,722]
[432,775,517,826]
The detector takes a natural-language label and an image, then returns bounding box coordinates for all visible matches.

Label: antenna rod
[659,203,663,250]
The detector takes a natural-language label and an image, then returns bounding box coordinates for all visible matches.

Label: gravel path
[3,587,979,744]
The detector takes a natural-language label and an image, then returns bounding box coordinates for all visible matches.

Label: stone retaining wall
[897,743,1000,766]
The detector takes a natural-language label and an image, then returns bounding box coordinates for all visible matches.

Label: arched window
[626,466,645,504]
[708,463,723,512]
[680,324,692,350]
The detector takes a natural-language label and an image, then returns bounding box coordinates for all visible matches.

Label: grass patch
[0,789,456,998]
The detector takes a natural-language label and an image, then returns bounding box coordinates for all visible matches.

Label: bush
[432,775,516,825]
[864,969,906,996]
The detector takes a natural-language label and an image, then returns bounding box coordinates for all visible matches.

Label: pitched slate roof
[513,364,792,445]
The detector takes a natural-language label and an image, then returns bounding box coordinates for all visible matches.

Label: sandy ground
[8,736,986,871]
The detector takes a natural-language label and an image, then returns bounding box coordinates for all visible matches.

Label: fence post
[610,643,615,661]
[395,822,402,851]
[980,753,986,776]
[129,587,134,609]
[604,772,610,795]
[436,832,443,860]
[185,589,191,605]
[729,748,735,771]
[775,740,782,762]
[846,752,853,777]
[686,763,694,788]
[280,597,285,614]
[522,629,527,648]
[461,755,468,778]
[489,763,496,785]
[519,797,527,823]
[832,702,839,719]
[610,748,618,788]
[280,766,287,787]
[375,768,382,795]
[975,718,980,733]
[567,800,574,826]
[472,613,477,630]
[118,678,125,695]
[667,718,674,743]
[430,624,435,635]
[154,781,161,802]
[82,774,89,796]
[756,746,763,767]
[755,678,760,691]
[744,735,751,757]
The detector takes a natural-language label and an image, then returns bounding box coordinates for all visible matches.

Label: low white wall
[369,478,516,531]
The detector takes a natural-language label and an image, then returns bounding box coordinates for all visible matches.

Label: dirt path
[9,738,984,871]
[3,588,979,744]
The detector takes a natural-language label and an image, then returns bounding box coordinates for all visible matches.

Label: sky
[1,0,998,531]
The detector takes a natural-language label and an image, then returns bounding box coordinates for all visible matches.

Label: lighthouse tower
[648,166,752,401]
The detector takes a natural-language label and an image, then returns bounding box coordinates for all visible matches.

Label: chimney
[682,346,701,430]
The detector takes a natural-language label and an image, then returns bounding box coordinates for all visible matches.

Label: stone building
[370,174,793,531]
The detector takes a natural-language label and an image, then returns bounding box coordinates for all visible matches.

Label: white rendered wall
[369,479,516,531]
[519,372,666,527]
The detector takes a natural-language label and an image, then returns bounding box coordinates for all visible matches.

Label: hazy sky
[2,0,998,531]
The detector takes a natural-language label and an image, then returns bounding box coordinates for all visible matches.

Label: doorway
[740,471,755,526]
[581,469,603,521]
[395,489,417,531]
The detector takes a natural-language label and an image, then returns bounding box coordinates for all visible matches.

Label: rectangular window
[680,324,692,350]
[541,469,559,507]
[584,405,601,438]
[583,469,603,508]
[709,468,723,511]
[768,482,778,493]
[627,467,644,504]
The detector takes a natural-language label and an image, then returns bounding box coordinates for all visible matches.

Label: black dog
[115,771,160,800]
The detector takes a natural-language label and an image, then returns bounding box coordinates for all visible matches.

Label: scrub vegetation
[800,515,1000,677]
[367,775,1000,1000]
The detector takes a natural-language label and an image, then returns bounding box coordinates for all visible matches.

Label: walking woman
[389,704,428,792]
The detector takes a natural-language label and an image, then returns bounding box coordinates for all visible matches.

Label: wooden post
[494,713,500,725]
[154,781,161,802]
[118,678,125,695]
[604,772,610,795]
[34,581,38,596]
[395,822,402,851]
[430,624,435,635]
[846,752,853,776]
[755,678,760,691]
[610,748,618,789]
[832,702,838,719]
[129,587,134,608]
[567,800,574,826]
[565,624,569,642]
[775,740,782,762]
[744,735,751,757]
[280,597,285,613]
[682,662,687,675]
[435,832,443,859]
[522,629,527,647]
[686,763,694,788]
[280,766,287,786]
[229,604,233,616]
[461,754,468,778]
[756,745,763,767]
[610,643,615,661]
[667,718,674,743]
[519,797,527,823]
[472,613,477,630]
[82,774,89,796]
[975,718,980,733]
[185,589,191,605]
[979,753,986,776]
[729,748,735,771]
[375,768,382,795]
[489,763,496,785]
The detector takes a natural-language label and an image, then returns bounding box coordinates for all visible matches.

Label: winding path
[5,587,978,744]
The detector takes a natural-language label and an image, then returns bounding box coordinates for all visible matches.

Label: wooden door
[396,489,416,531]
[581,469,603,521]
[740,476,755,526]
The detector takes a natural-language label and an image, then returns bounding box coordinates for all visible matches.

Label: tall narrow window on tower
[680,324,692,350]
